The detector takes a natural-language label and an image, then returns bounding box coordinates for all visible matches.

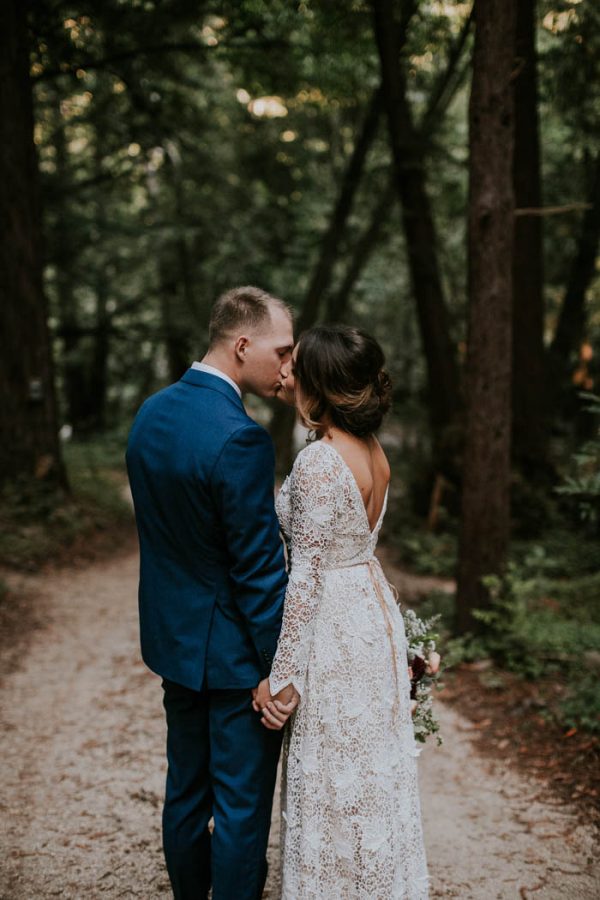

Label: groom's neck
[201,350,242,389]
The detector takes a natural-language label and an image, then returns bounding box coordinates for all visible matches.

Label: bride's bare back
[321,428,390,532]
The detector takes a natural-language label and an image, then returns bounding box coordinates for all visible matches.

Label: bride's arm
[268,446,342,699]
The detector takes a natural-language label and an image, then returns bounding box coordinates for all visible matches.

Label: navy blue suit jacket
[126,368,288,691]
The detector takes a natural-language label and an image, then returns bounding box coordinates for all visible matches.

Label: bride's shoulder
[291,440,344,481]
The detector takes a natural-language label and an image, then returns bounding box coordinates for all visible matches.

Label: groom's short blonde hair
[208,286,292,347]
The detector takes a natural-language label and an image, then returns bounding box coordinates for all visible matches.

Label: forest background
[1,0,599,807]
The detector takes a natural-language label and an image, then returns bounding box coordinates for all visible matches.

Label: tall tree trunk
[144,140,193,385]
[85,132,111,432]
[159,262,191,384]
[55,118,111,434]
[512,0,548,475]
[326,183,396,323]
[456,0,516,633]
[0,1,66,490]
[88,278,110,431]
[371,0,461,443]
[327,11,472,325]
[418,7,474,138]
[53,95,87,431]
[296,89,384,334]
[550,153,600,383]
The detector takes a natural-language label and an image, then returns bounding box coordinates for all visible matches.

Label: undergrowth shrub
[0,434,132,571]
[444,561,600,734]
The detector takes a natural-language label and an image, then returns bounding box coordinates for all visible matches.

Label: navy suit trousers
[161,681,283,900]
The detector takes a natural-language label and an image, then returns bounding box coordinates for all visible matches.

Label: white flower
[308,504,332,526]
[353,815,388,852]
[331,822,354,860]
[296,735,320,775]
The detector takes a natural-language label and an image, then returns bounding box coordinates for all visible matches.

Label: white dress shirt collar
[191,361,242,398]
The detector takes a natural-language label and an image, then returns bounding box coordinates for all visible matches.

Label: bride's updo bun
[294,325,392,438]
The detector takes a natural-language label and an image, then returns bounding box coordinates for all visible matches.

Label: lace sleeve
[269,444,342,698]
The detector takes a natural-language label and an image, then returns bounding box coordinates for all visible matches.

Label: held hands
[251,678,299,730]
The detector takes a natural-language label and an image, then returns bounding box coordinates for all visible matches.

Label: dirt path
[0,549,597,899]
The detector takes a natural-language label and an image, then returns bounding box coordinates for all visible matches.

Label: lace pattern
[272,441,429,899]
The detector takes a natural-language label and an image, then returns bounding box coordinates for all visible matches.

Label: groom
[126,286,298,899]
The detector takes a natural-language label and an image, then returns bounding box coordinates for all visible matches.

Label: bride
[254,325,429,899]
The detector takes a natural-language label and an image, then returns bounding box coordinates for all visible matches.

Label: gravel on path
[0,550,597,899]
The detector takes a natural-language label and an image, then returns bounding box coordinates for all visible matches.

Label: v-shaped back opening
[317,440,389,535]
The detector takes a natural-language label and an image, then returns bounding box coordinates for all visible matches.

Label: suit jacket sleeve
[212,422,287,679]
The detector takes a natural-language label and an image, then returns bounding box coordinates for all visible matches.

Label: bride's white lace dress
[270,440,429,899]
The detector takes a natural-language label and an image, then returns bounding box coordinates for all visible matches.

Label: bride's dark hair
[294,325,392,438]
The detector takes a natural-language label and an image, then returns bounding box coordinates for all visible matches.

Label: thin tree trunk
[272,88,387,472]
[53,95,87,431]
[296,89,384,334]
[85,131,111,432]
[327,12,473,325]
[419,7,474,137]
[271,6,420,469]
[326,183,396,323]
[88,280,110,431]
[456,0,516,633]
[166,140,201,325]
[371,0,460,440]
[144,138,193,385]
[294,0,419,333]
[512,0,548,474]
[0,0,66,490]
[269,404,298,477]
[159,263,191,384]
[550,153,600,378]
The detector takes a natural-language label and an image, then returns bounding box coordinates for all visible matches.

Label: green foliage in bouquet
[402,607,443,745]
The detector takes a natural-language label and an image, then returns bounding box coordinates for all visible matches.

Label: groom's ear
[234,335,250,362]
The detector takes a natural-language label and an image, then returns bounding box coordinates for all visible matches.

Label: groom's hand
[252,678,272,712]
[252,679,299,730]
[261,688,299,730]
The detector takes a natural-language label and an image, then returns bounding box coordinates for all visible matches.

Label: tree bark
[456,0,516,632]
[0,1,66,490]
[371,0,461,441]
[511,0,548,475]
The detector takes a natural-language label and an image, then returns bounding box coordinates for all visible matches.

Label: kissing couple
[126,286,430,899]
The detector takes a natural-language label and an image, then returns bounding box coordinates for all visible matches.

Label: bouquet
[402,607,442,745]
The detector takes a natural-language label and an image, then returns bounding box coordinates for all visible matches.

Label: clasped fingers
[260,698,297,731]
